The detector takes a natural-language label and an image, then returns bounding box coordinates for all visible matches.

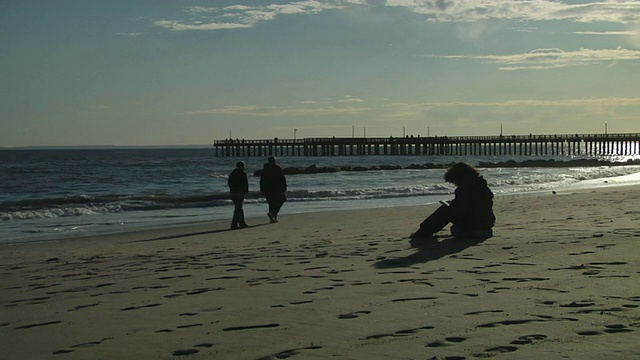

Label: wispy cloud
[379,97,640,134]
[574,30,640,36]
[425,97,640,108]
[180,104,369,117]
[155,1,365,31]
[381,97,640,119]
[184,96,640,119]
[423,47,640,70]
[154,20,251,31]
[385,0,640,24]
[338,95,364,103]
[153,1,640,38]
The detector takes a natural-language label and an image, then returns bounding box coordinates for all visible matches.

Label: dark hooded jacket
[228,168,249,194]
[449,176,495,231]
[259,163,287,194]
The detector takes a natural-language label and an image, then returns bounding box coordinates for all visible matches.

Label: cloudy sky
[2,0,640,147]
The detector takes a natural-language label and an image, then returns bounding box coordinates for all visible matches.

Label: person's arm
[449,187,472,221]
[259,169,267,193]
[227,170,235,190]
[242,173,249,194]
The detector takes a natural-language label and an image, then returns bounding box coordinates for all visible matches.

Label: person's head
[267,156,276,164]
[444,162,480,186]
[236,161,245,170]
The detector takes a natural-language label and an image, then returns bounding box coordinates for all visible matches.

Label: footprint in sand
[577,324,633,336]
[425,336,467,348]
[176,323,203,329]
[223,323,280,331]
[14,321,61,330]
[501,277,549,282]
[510,334,547,345]
[441,291,479,297]
[603,324,634,334]
[257,346,322,359]
[477,319,539,328]
[464,310,504,315]
[445,337,467,343]
[559,301,595,308]
[366,326,434,340]
[172,349,199,356]
[170,343,214,356]
[52,337,114,355]
[577,330,602,336]
[120,303,161,311]
[568,251,595,255]
[337,311,371,319]
[185,287,223,295]
[391,296,438,303]
[476,345,519,357]
[68,303,100,311]
[303,286,335,294]
[52,349,75,354]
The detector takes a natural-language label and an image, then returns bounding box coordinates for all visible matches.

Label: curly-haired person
[411,162,496,240]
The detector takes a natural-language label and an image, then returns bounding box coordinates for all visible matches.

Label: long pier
[214,133,640,157]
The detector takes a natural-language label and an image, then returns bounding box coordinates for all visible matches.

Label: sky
[2,0,640,147]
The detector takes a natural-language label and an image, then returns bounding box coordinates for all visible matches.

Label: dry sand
[1,185,639,359]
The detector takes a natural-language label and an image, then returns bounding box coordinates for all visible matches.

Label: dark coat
[260,163,287,194]
[449,176,495,231]
[228,168,249,194]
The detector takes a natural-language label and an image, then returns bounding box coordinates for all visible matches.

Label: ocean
[1,148,639,244]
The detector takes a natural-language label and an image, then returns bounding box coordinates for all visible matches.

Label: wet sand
[1,185,639,359]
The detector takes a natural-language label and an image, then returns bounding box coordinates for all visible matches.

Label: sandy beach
[1,185,639,359]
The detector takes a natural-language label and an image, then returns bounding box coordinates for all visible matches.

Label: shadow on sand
[132,223,270,242]
[373,236,489,269]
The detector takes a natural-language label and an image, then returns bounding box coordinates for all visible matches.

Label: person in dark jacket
[228,161,249,230]
[411,162,495,239]
[260,156,287,223]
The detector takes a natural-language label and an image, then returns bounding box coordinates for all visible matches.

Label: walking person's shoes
[268,212,277,223]
[231,223,249,230]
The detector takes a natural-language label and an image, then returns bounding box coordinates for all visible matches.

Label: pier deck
[214,133,640,157]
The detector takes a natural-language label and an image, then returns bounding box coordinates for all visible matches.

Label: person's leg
[272,193,286,219]
[265,194,277,223]
[414,204,451,237]
[238,195,248,227]
[231,194,242,229]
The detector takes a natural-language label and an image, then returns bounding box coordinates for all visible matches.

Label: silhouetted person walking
[228,161,249,230]
[411,162,495,239]
[260,156,287,223]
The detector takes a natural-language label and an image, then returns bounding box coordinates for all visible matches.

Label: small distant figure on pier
[260,156,288,223]
[410,162,495,240]
[228,161,249,230]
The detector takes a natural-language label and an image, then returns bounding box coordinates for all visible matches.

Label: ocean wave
[253,158,640,176]
[0,193,233,221]
[3,164,639,222]
[0,185,455,221]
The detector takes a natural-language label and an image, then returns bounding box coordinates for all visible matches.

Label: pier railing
[213,133,640,157]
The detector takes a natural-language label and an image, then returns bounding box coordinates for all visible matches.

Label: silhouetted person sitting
[411,162,495,240]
